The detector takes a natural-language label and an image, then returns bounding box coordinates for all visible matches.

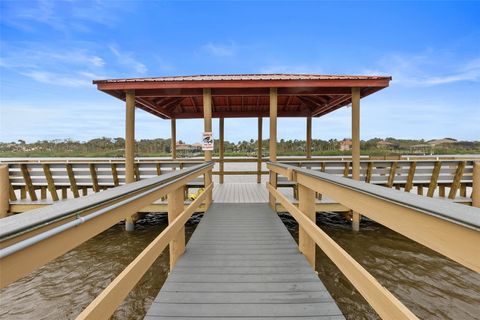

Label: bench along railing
[279,159,476,203]
[267,162,480,320]
[0,162,214,290]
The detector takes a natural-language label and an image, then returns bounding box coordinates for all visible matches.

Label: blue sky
[0,0,479,143]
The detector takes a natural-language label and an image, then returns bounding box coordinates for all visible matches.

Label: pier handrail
[0,162,214,288]
[267,162,480,320]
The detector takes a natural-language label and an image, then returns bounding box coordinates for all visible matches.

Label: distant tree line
[1,137,479,157]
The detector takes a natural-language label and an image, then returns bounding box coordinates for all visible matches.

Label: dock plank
[145,203,344,319]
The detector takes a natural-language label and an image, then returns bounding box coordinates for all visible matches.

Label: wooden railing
[267,162,480,319]
[0,162,214,290]
[0,157,476,217]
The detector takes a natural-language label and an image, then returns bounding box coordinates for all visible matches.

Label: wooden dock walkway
[145,203,344,319]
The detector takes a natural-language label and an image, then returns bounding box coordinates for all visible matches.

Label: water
[1,212,479,319]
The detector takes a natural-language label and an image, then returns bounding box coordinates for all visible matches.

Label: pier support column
[473,162,480,208]
[168,187,185,269]
[0,165,10,218]
[125,90,136,232]
[306,116,312,159]
[203,88,213,209]
[269,88,278,209]
[219,117,225,184]
[171,118,177,159]
[257,117,263,184]
[351,87,361,231]
[298,184,316,269]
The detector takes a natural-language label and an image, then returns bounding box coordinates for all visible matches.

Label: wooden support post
[66,164,79,198]
[219,117,225,184]
[473,162,480,207]
[61,187,67,200]
[269,88,278,209]
[43,164,59,201]
[417,185,424,196]
[0,165,10,218]
[351,87,361,231]
[257,117,262,184]
[439,185,446,197]
[306,116,312,159]
[134,163,140,181]
[203,88,213,209]
[167,187,185,270]
[171,118,177,159]
[298,184,316,269]
[125,89,136,231]
[40,187,47,199]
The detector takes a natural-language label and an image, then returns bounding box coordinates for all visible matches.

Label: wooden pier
[145,203,344,319]
[1,74,479,320]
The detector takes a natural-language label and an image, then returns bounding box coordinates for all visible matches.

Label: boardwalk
[145,203,344,319]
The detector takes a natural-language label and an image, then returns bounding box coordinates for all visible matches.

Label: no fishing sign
[202,132,213,151]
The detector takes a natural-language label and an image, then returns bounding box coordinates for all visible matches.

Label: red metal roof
[93,74,390,83]
[93,74,391,119]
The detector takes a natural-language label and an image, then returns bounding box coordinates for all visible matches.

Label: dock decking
[145,203,344,319]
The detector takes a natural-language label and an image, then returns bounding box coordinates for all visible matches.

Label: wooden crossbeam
[387,162,397,188]
[42,164,59,201]
[89,164,100,193]
[365,162,373,183]
[20,164,37,201]
[405,162,416,192]
[427,161,442,197]
[66,164,79,198]
[111,163,119,187]
[448,161,466,199]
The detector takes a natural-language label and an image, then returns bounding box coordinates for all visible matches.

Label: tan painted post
[125,90,136,231]
[298,183,316,269]
[306,116,312,159]
[219,117,225,184]
[473,162,480,207]
[257,117,263,184]
[0,165,10,218]
[269,88,278,209]
[351,87,361,231]
[171,118,177,159]
[167,187,185,269]
[203,88,213,208]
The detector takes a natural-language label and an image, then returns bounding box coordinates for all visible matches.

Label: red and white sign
[202,132,213,151]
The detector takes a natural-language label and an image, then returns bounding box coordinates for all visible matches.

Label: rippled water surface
[1,212,479,320]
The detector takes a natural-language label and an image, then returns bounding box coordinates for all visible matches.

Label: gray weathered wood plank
[145,203,344,319]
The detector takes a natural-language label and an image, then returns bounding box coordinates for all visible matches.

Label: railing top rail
[268,162,480,231]
[280,159,476,164]
[0,162,213,241]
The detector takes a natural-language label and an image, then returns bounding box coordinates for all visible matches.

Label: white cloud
[366,52,480,86]
[201,41,236,57]
[109,45,148,74]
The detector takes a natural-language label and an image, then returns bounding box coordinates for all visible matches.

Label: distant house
[410,144,433,154]
[176,143,202,157]
[339,138,352,151]
[427,138,457,146]
[376,140,399,149]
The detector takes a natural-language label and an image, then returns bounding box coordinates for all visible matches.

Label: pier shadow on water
[1,211,479,320]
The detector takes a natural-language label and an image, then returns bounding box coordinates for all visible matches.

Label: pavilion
[93,74,392,229]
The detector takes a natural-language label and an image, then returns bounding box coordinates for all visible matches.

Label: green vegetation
[1,137,479,158]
